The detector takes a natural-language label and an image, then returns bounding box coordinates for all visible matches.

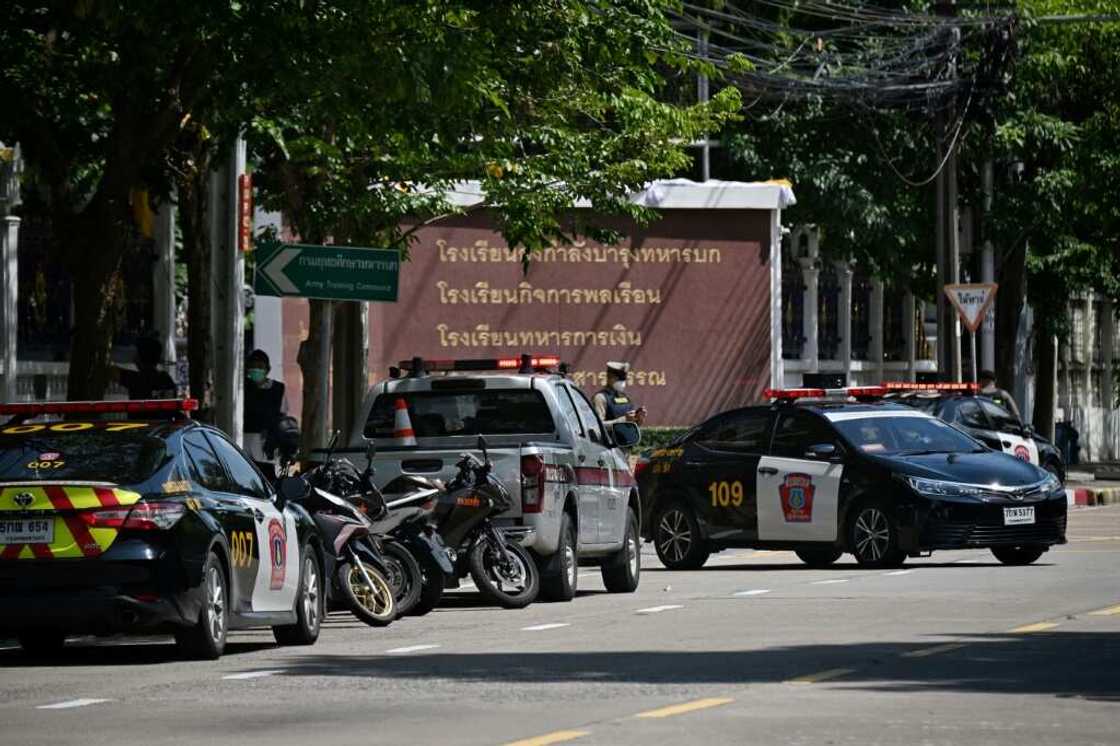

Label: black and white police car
[0,400,325,659]
[882,382,1066,482]
[636,387,1067,570]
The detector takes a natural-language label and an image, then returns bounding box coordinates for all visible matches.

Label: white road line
[37,698,113,710]
[733,589,771,597]
[522,623,571,631]
[811,579,850,585]
[222,670,284,681]
[636,605,683,614]
[385,644,442,654]
[954,558,979,564]
[884,570,914,576]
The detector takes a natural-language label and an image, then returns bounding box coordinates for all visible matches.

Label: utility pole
[935,0,962,381]
[0,143,21,403]
[211,136,247,442]
[697,29,711,182]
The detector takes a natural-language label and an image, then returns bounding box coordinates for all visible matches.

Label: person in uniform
[243,349,288,462]
[113,336,178,400]
[592,361,646,426]
[978,369,1022,420]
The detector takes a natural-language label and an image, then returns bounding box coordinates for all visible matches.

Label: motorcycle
[385,437,539,609]
[274,437,398,627]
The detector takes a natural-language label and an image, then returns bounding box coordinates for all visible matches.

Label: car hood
[870,450,1046,486]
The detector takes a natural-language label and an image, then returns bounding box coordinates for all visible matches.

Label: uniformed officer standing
[592,361,646,426]
[243,349,288,462]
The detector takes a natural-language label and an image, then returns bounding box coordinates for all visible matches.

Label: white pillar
[769,210,784,388]
[152,198,177,369]
[835,261,853,380]
[1080,295,1093,461]
[800,260,819,374]
[904,291,916,381]
[1105,302,1117,460]
[252,209,285,380]
[0,143,21,403]
[211,137,247,443]
[870,280,885,381]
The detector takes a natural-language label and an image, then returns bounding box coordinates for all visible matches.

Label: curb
[1066,487,1120,507]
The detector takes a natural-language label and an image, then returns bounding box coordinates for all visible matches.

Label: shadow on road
[0,640,275,668]
[644,561,1034,572]
[273,631,1120,702]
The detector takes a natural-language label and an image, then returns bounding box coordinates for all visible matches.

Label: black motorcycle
[385,438,539,609]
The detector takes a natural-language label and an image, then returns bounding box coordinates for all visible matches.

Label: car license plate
[0,517,55,544]
[1003,506,1035,526]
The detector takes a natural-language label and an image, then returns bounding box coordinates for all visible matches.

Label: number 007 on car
[1003,507,1035,526]
[0,518,54,543]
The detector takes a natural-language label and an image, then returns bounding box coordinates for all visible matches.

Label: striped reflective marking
[0,486,141,560]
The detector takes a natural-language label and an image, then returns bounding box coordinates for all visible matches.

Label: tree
[250,0,740,447]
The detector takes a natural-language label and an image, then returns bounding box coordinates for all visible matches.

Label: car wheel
[795,547,843,568]
[273,545,323,646]
[540,512,578,602]
[18,630,67,657]
[848,501,906,569]
[602,508,641,593]
[175,550,228,660]
[991,544,1047,565]
[654,501,710,570]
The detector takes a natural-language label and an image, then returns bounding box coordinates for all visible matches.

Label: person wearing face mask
[592,361,646,427]
[243,349,288,462]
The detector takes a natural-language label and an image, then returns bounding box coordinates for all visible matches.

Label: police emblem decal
[13,492,34,508]
[1013,445,1030,462]
[268,519,287,590]
[779,473,815,523]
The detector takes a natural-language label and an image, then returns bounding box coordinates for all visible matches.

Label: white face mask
[611,380,627,393]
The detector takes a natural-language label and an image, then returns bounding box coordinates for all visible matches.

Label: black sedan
[0,400,324,659]
[636,394,1067,570]
[890,390,1065,481]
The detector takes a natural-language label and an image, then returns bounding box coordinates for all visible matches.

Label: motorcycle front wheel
[468,537,540,609]
[337,559,396,627]
[381,540,423,617]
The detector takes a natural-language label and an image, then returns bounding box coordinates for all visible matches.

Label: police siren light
[0,399,198,421]
[391,397,417,446]
[762,387,887,401]
[396,354,561,375]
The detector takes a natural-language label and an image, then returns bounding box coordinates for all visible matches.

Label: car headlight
[905,476,987,500]
[1040,472,1061,493]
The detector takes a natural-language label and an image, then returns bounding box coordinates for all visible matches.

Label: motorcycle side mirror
[477,435,489,463]
[611,421,641,449]
[276,476,309,507]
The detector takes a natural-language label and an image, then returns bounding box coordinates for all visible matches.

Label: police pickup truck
[345,355,643,602]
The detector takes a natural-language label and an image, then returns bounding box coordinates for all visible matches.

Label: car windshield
[365,389,555,438]
[0,422,172,485]
[832,415,982,456]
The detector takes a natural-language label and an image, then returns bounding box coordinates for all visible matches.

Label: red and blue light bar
[0,399,198,416]
[398,355,561,374]
[763,387,888,401]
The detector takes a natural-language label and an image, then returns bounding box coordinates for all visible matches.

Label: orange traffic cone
[392,398,417,446]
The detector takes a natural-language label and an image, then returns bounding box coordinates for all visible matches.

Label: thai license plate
[1003,506,1035,526]
[0,517,55,544]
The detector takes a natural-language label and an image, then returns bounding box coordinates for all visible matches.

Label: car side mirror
[805,443,838,461]
[612,421,641,449]
[276,476,309,508]
[1022,423,1035,438]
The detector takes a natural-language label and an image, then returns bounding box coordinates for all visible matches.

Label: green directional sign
[253,241,400,302]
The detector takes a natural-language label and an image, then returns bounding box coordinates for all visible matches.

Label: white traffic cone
[392,397,417,446]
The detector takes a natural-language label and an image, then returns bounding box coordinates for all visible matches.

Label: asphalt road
[2,505,1118,746]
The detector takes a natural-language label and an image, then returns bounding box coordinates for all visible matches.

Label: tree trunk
[299,299,334,451]
[65,262,124,400]
[1034,332,1056,438]
[995,241,1027,391]
[178,149,215,420]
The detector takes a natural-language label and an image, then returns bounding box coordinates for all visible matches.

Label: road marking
[1010,622,1059,633]
[1088,604,1120,616]
[733,589,771,597]
[811,578,850,585]
[634,697,734,719]
[884,570,914,576]
[222,670,284,680]
[635,604,683,614]
[787,668,855,685]
[522,623,571,631]
[385,644,442,654]
[37,698,112,710]
[901,642,969,658]
[954,558,980,564]
[504,730,589,746]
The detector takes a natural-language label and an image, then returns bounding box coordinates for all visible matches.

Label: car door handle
[252,508,265,521]
[578,454,586,463]
[758,467,778,476]
[597,459,606,467]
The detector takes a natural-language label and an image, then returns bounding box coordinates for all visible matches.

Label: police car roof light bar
[881,381,979,394]
[763,386,888,401]
[397,355,561,375]
[0,399,199,420]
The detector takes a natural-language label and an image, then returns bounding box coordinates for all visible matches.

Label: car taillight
[521,454,546,514]
[81,501,186,530]
[633,459,650,480]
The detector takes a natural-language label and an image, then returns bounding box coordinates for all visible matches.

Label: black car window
[770,411,837,458]
[0,422,172,485]
[979,399,1021,433]
[205,432,271,499]
[833,414,982,455]
[696,410,770,453]
[365,389,555,438]
[183,431,233,492]
[952,399,990,430]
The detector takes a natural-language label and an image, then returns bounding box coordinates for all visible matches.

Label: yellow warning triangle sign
[944,283,998,333]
